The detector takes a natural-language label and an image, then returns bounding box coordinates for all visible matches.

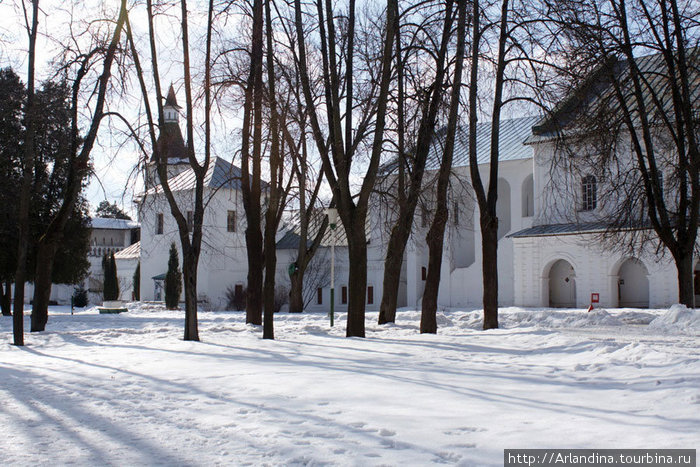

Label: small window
[227,210,237,232]
[187,211,194,232]
[581,175,597,211]
[453,202,459,226]
[341,286,347,305]
[317,288,323,305]
[421,266,427,281]
[156,213,164,234]
[367,286,374,305]
[421,207,429,228]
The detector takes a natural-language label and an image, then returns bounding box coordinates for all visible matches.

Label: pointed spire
[164,84,181,109]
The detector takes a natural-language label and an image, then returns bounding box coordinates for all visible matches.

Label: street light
[325,207,338,327]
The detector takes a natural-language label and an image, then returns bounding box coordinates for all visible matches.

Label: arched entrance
[617,258,649,308]
[549,259,576,307]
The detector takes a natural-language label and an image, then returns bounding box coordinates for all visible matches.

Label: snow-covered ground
[1,304,698,466]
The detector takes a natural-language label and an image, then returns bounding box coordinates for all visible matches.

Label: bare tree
[293,0,397,337]
[125,0,215,340]
[420,0,467,333]
[12,0,38,345]
[22,0,129,333]
[542,0,699,307]
[377,0,460,325]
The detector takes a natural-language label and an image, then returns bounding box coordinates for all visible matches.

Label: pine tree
[165,243,181,310]
[133,261,140,301]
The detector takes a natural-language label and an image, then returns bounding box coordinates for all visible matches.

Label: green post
[330,287,334,327]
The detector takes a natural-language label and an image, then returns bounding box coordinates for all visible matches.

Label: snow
[1,304,698,466]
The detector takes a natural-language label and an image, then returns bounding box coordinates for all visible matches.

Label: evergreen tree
[164,243,181,310]
[133,261,140,301]
[102,252,119,301]
[95,200,131,220]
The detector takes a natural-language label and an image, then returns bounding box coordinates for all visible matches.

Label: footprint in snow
[379,429,396,437]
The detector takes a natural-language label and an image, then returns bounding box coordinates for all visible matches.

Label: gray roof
[276,209,371,250]
[510,222,624,238]
[527,48,700,144]
[425,116,539,171]
[144,157,247,195]
[90,217,140,230]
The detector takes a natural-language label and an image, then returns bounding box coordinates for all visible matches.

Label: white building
[134,74,697,312]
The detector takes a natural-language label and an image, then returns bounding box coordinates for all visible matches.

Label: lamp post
[325,208,338,327]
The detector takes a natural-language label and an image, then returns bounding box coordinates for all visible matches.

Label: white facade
[137,158,249,309]
[134,113,697,312]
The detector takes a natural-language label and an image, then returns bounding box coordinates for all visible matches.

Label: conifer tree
[102,252,119,301]
[165,243,182,310]
[133,262,140,301]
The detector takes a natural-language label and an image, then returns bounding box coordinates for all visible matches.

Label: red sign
[591,293,600,303]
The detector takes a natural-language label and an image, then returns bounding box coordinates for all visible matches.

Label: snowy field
[0,303,698,466]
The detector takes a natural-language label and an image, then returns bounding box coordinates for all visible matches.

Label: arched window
[581,175,597,211]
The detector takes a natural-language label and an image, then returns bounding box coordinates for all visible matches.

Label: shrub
[226,285,246,311]
[72,286,89,308]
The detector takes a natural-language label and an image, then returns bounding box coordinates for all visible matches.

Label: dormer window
[581,175,597,211]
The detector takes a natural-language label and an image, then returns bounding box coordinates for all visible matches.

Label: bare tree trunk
[13,0,39,346]
[420,0,467,334]
[675,251,695,308]
[241,0,265,326]
[182,251,199,340]
[31,240,59,331]
[467,0,508,330]
[263,0,281,340]
[2,280,12,316]
[378,0,456,325]
[378,230,407,323]
[288,271,305,313]
[481,219,499,327]
[346,226,368,337]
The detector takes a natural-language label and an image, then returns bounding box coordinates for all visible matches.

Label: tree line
[3,0,697,345]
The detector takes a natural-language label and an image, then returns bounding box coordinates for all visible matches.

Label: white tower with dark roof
[145,84,190,189]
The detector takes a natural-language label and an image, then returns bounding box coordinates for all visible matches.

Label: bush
[226,285,246,311]
[72,286,89,308]
[164,243,182,310]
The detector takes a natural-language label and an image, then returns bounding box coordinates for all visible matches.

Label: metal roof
[526,48,700,144]
[114,241,140,259]
[510,222,617,238]
[90,217,140,230]
[276,209,371,250]
[425,116,539,171]
[144,157,246,195]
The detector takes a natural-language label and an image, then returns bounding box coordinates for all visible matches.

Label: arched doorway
[549,259,576,307]
[617,258,649,308]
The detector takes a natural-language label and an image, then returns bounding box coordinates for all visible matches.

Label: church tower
[145,84,191,188]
